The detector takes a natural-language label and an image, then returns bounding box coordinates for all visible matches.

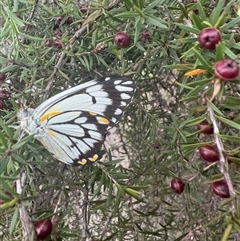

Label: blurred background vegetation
[1,0,240,240]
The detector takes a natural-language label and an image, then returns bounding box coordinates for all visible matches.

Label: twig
[18,0,39,44]
[96,162,120,187]
[41,163,66,209]
[51,189,63,213]
[100,215,113,240]
[208,105,236,198]
[25,0,39,32]
[16,171,36,241]
[81,181,89,241]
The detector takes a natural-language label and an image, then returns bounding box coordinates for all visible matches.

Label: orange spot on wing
[78,159,87,165]
[89,111,96,116]
[97,117,110,125]
[40,110,62,123]
[47,130,57,138]
[89,154,98,162]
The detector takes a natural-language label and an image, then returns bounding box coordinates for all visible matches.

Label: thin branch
[100,215,113,240]
[25,0,39,32]
[41,163,66,209]
[208,105,236,201]
[16,171,36,241]
[18,0,40,44]
[81,181,89,241]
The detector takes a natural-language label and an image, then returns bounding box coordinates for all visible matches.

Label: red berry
[53,29,62,38]
[67,16,73,24]
[0,89,10,100]
[171,178,185,194]
[114,32,131,48]
[80,4,87,13]
[56,16,64,24]
[0,72,6,82]
[198,27,221,49]
[53,23,59,30]
[214,59,239,81]
[34,219,53,240]
[141,30,150,39]
[152,143,160,150]
[45,39,53,47]
[0,100,4,109]
[199,145,219,162]
[54,40,62,49]
[5,149,12,156]
[197,120,214,134]
[191,0,199,15]
[27,24,34,30]
[211,180,230,198]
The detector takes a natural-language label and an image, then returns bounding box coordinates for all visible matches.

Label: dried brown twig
[208,104,236,212]
[16,172,36,241]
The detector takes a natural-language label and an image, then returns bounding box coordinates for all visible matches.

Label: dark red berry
[27,24,34,30]
[198,27,221,49]
[80,4,87,13]
[0,89,10,100]
[199,145,219,162]
[53,29,62,38]
[5,149,12,156]
[152,143,160,150]
[114,32,131,48]
[197,119,214,134]
[211,180,230,198]
[214,59,239,81]
[0,101,4,109]
[56,16,64,24]
[191,0,199,15]
[53,23,59,30]
[171,178,185,194]
[45,39,53,47]
[0,72,6,82]
[34,219,53,240]
[141,30,150,39]
[54,40,62,49]
[67,16,73,24]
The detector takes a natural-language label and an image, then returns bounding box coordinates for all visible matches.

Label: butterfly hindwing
[36,111,110,166]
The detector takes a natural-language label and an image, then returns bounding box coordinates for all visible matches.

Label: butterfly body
[18,75,136,166]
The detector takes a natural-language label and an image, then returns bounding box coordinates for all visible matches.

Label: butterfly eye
[21,108,29,118]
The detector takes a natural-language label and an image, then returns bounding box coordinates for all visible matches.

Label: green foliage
[1,0,240,241]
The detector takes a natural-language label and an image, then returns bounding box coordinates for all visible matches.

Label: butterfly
[18,75,136,166]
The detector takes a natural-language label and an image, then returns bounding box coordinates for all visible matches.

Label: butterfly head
[18,107,34,120]
[18,108,36,133]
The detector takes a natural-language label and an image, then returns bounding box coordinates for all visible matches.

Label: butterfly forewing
[25,75,136,166]
[34,76,135,123]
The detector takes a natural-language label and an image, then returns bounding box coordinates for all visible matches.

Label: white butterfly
[18,75,136,166]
